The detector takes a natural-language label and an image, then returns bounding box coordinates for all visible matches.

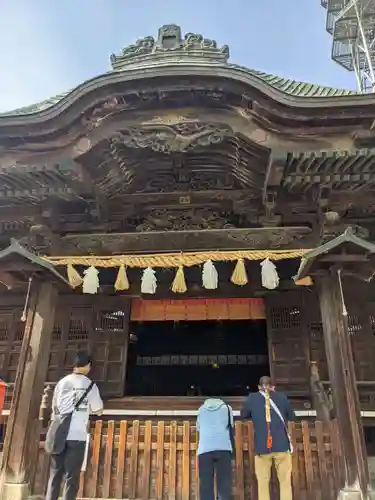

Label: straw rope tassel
[46,248,310,268]
[67,264,83,289]
[230,258,248,286]
[114,264,130,291]
[171,265,187,293]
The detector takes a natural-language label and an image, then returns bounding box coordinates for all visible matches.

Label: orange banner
[130,298,265,322]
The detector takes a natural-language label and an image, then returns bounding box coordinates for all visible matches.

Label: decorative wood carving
[87,131,269,197]
[112,122,231,153]
[61,226,312,254]
[133,209,242,231]
[110,24,230,71]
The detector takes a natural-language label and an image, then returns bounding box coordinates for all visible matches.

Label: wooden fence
[30,419,343,500]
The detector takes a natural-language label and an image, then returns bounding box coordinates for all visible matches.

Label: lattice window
[68,316,89,341]
[14,320,25,342]
[0,316,10,342]
[52,318,63,342]
[270,306,300,330]
[0,323,8,342]
[369,315,375,336]
[97,310,125,332]
[309,322,323,340]
[348,315,362,336]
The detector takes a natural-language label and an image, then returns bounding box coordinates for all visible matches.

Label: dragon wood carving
[60,226,312,254]
[111,122,231,154]
[134,209,240,232]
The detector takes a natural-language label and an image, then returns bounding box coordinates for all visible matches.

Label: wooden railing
[3,381,375,413]
[29,419,343,500]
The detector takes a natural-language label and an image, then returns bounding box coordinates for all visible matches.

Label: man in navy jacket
[241,376,295,500]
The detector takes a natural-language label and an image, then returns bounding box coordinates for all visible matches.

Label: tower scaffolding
[321,0,375,93]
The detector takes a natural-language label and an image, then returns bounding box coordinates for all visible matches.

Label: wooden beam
[0,270,20,289]
[0,186,75,200]
[60,226,312,254]
[262,152,287,202]
[317,270,370,498]
[0,280,58,500]
[319,254,370,263]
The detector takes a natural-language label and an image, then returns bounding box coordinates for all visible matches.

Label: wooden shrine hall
[1,23,375,500]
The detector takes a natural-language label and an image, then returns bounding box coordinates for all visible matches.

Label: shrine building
[0,24,374,500]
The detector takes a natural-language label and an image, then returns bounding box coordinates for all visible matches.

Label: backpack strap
[74,381,95,411]
[225,403,232,429]
[259,391,293,452]
[53,381,95,416]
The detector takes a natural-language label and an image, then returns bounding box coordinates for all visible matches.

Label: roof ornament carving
[110,24,230,71]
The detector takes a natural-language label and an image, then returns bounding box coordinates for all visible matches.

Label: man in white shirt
[45,351,103,500]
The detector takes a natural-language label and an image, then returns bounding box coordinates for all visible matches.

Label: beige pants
[254,452,292,500]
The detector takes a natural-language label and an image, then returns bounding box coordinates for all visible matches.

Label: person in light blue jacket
[197,398,234,500]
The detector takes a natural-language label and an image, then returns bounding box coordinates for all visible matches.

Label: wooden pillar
[121,299,131,396]
[317,269,369,499]
[0,280,58,500]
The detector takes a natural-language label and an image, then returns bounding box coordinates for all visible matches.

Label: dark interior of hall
[125,319,269,397]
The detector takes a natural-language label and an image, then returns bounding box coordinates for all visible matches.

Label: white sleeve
[51,383,59,416]
[88,383,103,413]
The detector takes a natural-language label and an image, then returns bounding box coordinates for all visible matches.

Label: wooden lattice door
[265,290,311,401]
[90,307,130,397]
[47,299,130,398]
[0,308,24,383]
[350,301,375,409]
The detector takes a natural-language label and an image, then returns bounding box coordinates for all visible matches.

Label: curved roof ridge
[0,67,359,118]
[2,90,72,117]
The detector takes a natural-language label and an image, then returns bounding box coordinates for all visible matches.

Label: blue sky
[0,0,355,113]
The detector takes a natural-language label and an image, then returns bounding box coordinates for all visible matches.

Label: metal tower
[321,0,375,93]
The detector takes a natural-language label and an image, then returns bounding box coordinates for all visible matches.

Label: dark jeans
[198,450,232,500]
[45,440,86,500]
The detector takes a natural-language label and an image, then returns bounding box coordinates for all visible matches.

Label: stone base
[1,481,29,500]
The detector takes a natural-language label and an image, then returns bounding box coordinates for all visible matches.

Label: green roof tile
[1,91,71,117]
[247,69,357,98]
[0,67,358,118]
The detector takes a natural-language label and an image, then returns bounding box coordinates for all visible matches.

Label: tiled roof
[0,25,360,118]
[0,21,360,121]
[247,69,357,98]
[1,91,71,117]
[0,67,358,118]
